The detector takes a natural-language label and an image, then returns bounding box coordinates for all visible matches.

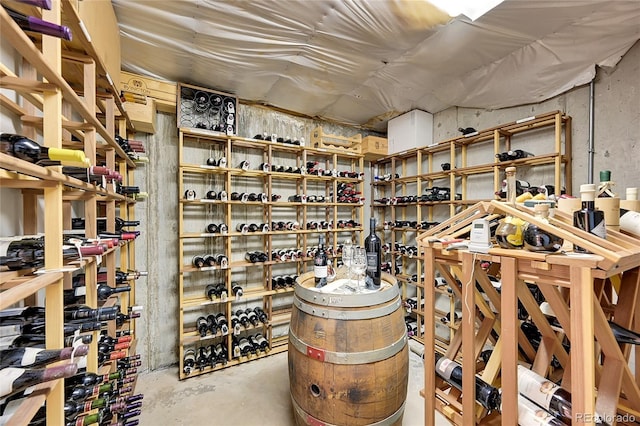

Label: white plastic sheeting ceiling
[113,0,640,131]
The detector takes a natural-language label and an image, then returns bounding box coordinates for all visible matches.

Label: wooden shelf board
[0,271,63,310]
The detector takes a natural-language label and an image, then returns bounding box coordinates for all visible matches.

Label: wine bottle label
[366,252,378,272]
[0,368,25,396]
[436,358,457,380]
[314,265,328,278]
[517,366,560,412]
[591,219,607,239]
[18,348,41,366]
[517,394,561,426]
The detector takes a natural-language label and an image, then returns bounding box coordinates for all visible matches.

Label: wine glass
[342,241,353,285]
[351,248,367,292]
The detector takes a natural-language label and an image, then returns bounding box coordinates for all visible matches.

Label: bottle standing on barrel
[573,183,606,253]
[314,235,328,288]
[364,217,381,289]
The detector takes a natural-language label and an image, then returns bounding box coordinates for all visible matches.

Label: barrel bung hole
[310,384,321,397]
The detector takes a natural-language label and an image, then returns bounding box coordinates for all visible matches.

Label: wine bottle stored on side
[1,7,72,40]
[0,363,78,398]
[516,394,565,426]
[0,345,88,369]
[364,218,381,289]
[314,235,328,288]
[434,353,501,411]
[573,183,606,252]
[517,365,606,425]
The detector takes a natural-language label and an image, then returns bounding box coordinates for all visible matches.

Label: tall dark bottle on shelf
[573,183,606,253]
[313,235,328,288]
[364,217,381,289]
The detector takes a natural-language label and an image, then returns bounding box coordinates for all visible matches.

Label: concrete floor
[135,350,450,426]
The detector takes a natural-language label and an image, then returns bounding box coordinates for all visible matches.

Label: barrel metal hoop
[291,395,406,426]
[289,329,407,364]
[294,283,400,308]
[293,295,401,320]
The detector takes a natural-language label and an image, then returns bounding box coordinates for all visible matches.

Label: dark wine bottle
[434,353,501,411]
[314,235,328,288]
[0,345,88,369]
[0,364,78,398]
[97,284,131,301]
[196,316,209,337]
[1,133,87,165]
[608,320,640,345]
[364,217,382,289]
[0,6,71,39]
[573,183,606,252]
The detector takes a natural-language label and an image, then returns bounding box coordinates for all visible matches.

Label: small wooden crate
[361,135,388,160]
[311,127,361,153]
[120,71,177,113]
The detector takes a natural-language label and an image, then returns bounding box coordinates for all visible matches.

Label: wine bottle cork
[621,188,640,212]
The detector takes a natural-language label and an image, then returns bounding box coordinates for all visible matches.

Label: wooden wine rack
[0,2,140,425]
[177,128,365,379]
[417,201,640,425]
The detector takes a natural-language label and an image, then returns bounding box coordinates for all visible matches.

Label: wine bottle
[232,283,243,298]
[434,353,501,411]
[192,254,205,268]
[205,315,218,336]
[64,398,126,421]
[1,7,72,40]
[0,363,78,398]
[608,320,640,345]
[97,284,131,301]
[314,235,328,288]
[196,316,209,337]
[0,345,88,369]
[517,365,606,424]
[516,394,565,426]
[1,134,87,166]
[364,218,382,289]
[573,183,606,252]
[620,208,640,238]
[215,313,229,335]
[182,349,195,376]
[523,204,564,252]
[65,369,137,389]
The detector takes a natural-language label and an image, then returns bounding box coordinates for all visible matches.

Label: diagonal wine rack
[417,201,640,425]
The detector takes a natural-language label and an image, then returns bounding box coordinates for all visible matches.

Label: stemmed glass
[341,241,353,286]
[351,248,367,292]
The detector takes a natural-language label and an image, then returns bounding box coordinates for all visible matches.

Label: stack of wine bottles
[115,135,147,163]
[195,313,230,338]
[0,236,114,271]
[0,365,143,425]
[192,253,228,269]
[253,133,304,146]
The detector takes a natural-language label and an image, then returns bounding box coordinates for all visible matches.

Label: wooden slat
[0,7,135,167]
[0,272,63,310]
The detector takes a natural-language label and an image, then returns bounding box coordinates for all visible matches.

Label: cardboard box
[124,98,157,134]
[361,136,388,160]
[120,71,177,113]
[75,0,121,90]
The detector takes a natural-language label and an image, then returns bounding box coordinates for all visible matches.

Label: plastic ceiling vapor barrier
[113,0,640,131]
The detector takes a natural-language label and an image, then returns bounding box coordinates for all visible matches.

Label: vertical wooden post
[500,256,518,425]
[424,247,436,426]
[570,265,596,424]
[42,1,64,424]
[461,252,476,425]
